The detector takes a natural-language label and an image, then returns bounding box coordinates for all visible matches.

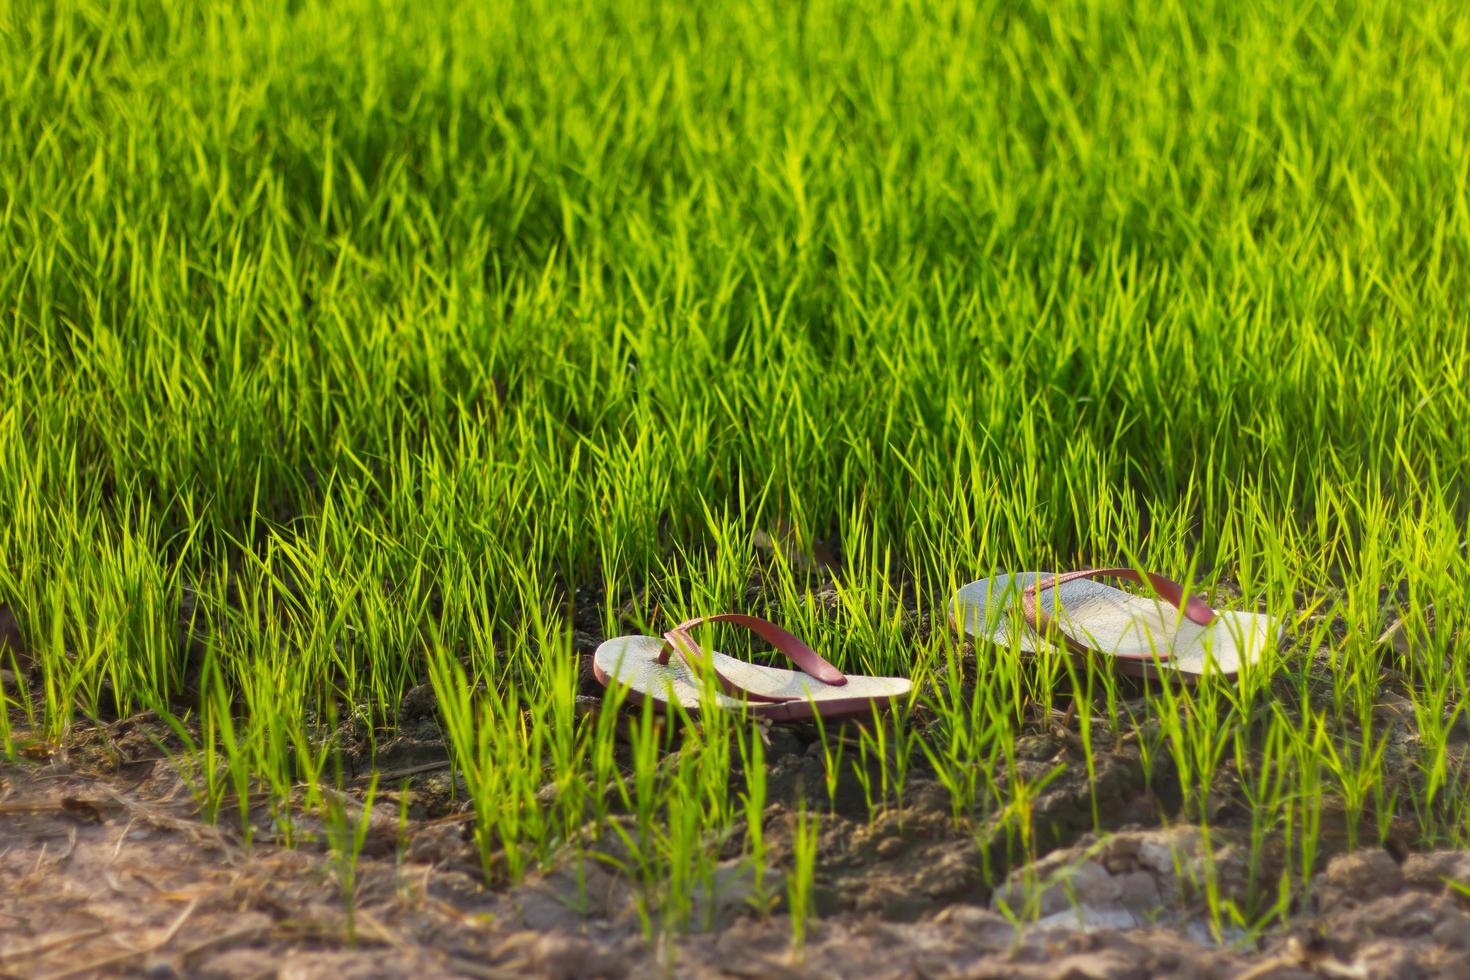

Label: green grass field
[4,0,1469,943]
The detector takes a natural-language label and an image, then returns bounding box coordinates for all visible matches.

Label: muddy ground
[4,693,1470,980]
[4,570,1470,978]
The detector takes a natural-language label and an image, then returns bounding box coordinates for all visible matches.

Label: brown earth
[4,576,1467,978]
[5,733,1470,980]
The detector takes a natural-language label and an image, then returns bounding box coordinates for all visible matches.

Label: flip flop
[593,613,912,721]
[949,568,1280,680]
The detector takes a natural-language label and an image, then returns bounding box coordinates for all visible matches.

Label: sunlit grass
[3,0,1469,945]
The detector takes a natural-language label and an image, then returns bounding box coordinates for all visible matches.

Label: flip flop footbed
[593,635,912,713]
[950,573,1280,677]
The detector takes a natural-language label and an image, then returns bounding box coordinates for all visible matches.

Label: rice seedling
[735,719,778,917]
[324,773,380,947]
[788,801,820,954]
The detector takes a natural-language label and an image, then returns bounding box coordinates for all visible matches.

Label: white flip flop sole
[593,635,912,718]
[949,572,1280,678]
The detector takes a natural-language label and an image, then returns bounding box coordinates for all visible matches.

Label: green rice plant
[920,613,1013,825]
[1290,710,1330,906]
[735,719,777,916]
[883,702,922,816]
[996,753,1067,873]
[1232,710,1294,927]
[600,689,742,936]
[1057,648,1107,829]
[152,700,229,834]
[849,721,880,822]
[607,698,668,938]
[1315,718,1392,852]
[1192,822,1244,945]
[658,747,708,935]
[426,637,541,883]
[806,701,848,812]
[788,800,819,954]
[0,676,11,759]
[201,653,254,843]
[850,697,921,819]
[324,773,380,947]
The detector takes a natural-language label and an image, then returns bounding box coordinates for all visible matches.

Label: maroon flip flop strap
[1020,568,1217,661]
[658,613,847,703]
